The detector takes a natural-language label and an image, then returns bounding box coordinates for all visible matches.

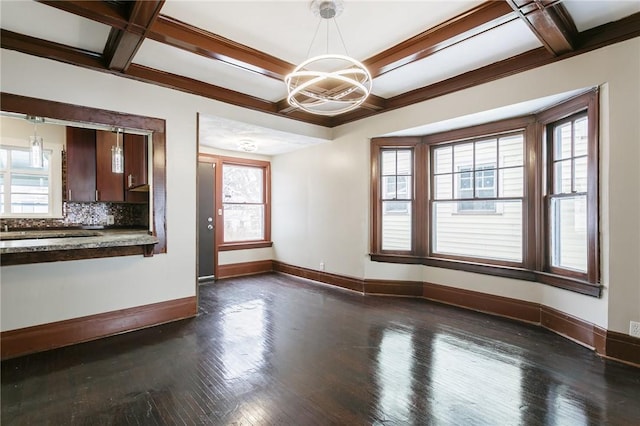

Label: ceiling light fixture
[285,0,372,116]
[26,115,45,168]
[238,139,258,152]
[111,127,124,174]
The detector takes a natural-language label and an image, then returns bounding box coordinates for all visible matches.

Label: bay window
[371,90,599,296]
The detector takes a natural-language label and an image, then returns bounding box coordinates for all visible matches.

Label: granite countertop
[0,229,158,254]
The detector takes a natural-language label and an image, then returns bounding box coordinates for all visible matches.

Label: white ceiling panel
[383,87,593,137]
[133,39,288,102]
[372,19,543,98]
[159,0,484,63]
[199,114,328,155]
[0,0,111,53]
[564,0,640,32]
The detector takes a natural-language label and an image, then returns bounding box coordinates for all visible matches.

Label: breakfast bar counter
[0,229,158,265]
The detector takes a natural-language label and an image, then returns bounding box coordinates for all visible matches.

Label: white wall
[272,38,640,334]
[0,48,328,331]
[2,38,638,336]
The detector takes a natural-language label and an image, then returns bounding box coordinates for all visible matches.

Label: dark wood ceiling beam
[577,9,640,50]
[123,64,333,126]
[37,1,131,31]
[333,11,640,126]
[38,1,294,80]
[4,8,640,129]
[1,29,105,70]
[126,64,276,112]
[148,16,294,81]
[0,29,332,127]
[104,0,165,72]
[364,1,516,78]
[507,0,578,55]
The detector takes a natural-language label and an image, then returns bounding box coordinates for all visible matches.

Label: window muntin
[458,165,496,212]
[0,145,53,216]
[430,133,524,263]
[222,164,266,242]
[548,114,589,274]
[381,149,412,251]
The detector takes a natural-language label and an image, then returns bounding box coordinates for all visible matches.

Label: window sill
[219,241,273,251]
[451,211,503,216]
[370,253,601,297]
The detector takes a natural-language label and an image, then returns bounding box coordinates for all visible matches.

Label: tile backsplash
[1,202,149,230]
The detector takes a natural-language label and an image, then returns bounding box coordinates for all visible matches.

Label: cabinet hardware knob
[95,190,99,201]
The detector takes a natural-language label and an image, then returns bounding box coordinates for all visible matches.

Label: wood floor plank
[2,272,640,424]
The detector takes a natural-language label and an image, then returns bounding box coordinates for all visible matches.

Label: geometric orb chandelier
[285,0,372,116]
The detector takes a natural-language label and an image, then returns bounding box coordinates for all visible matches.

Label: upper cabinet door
[95,131,124,202]
[124,133,148,189]
[66,127,96,202]
[124,133,149,203]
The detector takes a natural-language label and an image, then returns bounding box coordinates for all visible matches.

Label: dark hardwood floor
[2,272,640,425]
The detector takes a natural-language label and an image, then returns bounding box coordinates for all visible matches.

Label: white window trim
[0,139,63,219]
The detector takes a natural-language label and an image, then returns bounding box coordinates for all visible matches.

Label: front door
[198,161,216,281]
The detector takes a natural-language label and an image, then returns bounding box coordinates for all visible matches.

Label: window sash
[545,111,592,280]
[379,147,414,252]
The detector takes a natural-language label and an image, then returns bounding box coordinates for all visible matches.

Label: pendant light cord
[305,18,323,59]
[332,17,350,56]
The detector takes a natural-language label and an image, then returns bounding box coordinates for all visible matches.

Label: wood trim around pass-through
[0,92,167,255]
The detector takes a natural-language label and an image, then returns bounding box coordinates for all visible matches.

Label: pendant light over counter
[26,115,45,168]
[111,127,124,174]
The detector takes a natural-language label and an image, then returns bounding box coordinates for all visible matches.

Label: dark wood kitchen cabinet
[95,131,124,202]
[65,127,148,203]
[65,127,96,201]
[124,133,148,203]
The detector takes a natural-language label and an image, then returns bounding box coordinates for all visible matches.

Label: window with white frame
[0,145,60,217]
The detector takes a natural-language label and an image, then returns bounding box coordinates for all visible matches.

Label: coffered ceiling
[1,0,639,131]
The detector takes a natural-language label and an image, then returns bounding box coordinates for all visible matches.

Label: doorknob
[207,224,213,230]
